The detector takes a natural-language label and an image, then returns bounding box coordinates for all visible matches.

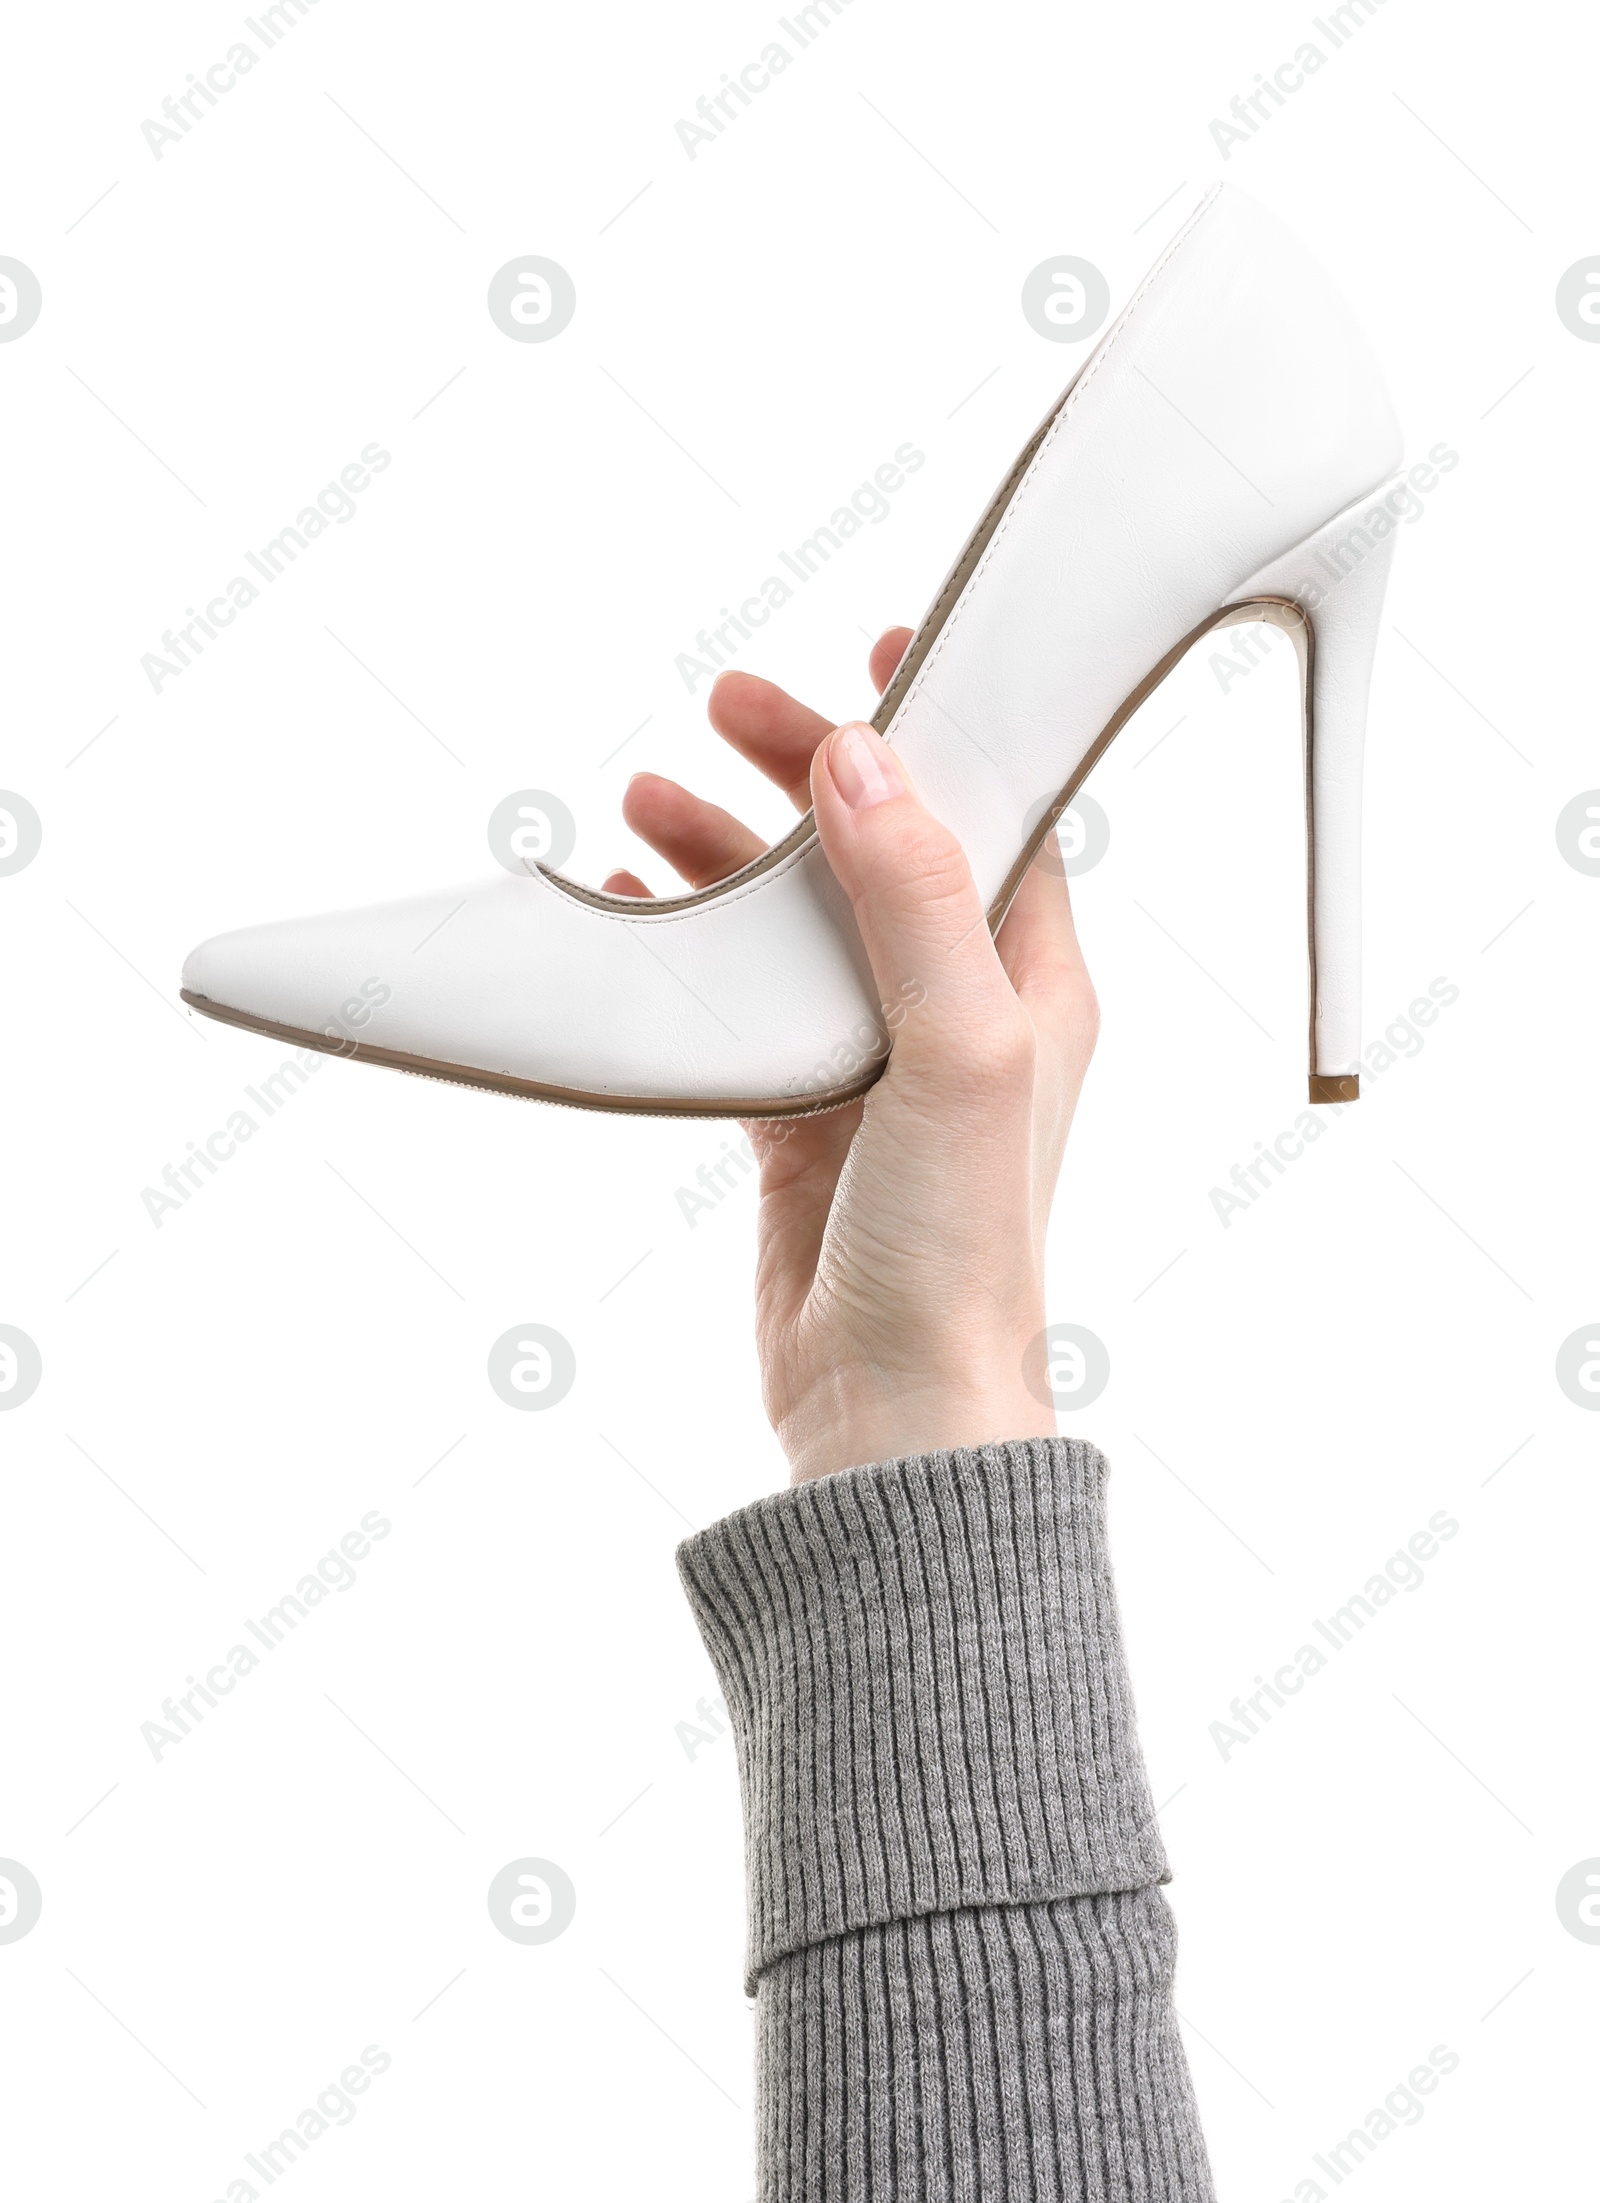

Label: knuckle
[891,821,973,913]
[967,1006,1038,1093]
[1025,961,1099,1066]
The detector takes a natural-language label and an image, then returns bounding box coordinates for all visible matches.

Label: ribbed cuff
[756,1891,1216,2202]
[676,1438,1169,1993]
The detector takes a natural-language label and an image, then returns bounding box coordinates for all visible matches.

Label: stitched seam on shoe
[886,187,1221,732]
[864,432,1048,730]
[532,830,827,926]
[541,197,1220,935]
[542,199,1220,935]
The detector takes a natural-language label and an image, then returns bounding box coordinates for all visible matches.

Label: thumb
[810,720,1024,1078]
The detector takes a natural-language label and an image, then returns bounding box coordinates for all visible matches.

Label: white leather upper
[185,853,883,1105]
[883,187,1400,911]
[182,185,1401,1105]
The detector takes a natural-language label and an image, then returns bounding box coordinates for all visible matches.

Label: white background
[1,1,1596,2197]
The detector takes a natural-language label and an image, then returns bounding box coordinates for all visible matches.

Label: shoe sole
[181,593,1357,1117]
[178,985,884,1119]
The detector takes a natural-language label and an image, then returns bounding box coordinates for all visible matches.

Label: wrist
[780,1380,1058,1484]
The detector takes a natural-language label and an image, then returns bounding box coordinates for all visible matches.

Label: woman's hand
[603,631,1099,1482]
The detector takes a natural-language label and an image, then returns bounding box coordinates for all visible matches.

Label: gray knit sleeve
[676,1436,1216,2201]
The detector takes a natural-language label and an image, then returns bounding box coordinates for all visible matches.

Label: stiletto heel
[1224,494,1400,1104]
[182,185,1406,1118]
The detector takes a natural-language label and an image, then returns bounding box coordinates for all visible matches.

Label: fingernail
[828,722,904,810]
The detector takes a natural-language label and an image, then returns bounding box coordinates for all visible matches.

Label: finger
[868,625,914,695]
[995,840,1100,1081]
[744,1102,862,1329]
[706,670,838,808]
[704,633,916,807]
[622,771,768,889]
[601,868,653,899]
[810,721,1025,1083]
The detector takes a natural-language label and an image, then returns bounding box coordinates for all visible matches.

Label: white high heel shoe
[182,184,1402,1115]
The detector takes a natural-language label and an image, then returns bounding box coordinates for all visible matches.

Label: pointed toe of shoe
[180,887,470,1054]
[179,862,883,1115]
[181,916,326,1029]
[181,923,280,1020]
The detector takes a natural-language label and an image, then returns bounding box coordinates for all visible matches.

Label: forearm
[677,1437,1215,2201]
[756,1891,1207,2198]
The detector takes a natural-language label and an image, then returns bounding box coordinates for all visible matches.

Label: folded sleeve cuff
[676,1437,1169,1993]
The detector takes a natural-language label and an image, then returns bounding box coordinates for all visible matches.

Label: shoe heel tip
[1309,1073,1360,1104]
